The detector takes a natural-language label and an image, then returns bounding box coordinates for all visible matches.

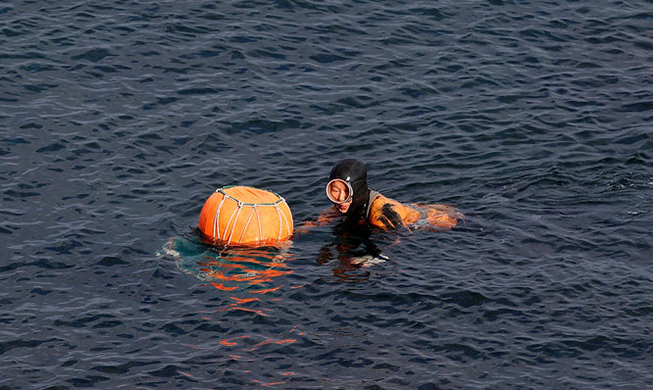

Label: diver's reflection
[317,220,389,281]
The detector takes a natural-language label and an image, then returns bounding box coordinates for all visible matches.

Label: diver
[317,158,462,230]
[300,158,462,269]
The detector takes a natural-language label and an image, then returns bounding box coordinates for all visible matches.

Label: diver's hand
[350,253,389,267]
[295,209,341,235]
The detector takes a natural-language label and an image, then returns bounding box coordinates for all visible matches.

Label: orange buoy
[198,186,294,246]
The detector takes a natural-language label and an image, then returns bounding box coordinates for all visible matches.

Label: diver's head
[326,158,370,217]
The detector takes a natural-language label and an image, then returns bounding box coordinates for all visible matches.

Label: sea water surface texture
[1,0,652,389]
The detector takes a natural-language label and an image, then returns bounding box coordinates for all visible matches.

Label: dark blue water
[2,0,652,388]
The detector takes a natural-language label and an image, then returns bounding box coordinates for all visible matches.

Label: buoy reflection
[161,235,294,293]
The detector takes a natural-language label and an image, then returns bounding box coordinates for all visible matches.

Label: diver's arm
[294,207,340,234]
[367,195,408,230]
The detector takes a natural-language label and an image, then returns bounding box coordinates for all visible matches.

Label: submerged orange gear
[198,186,294,246]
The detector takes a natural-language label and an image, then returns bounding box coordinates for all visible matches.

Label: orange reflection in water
[217,334,296,351]
[209,282,238,291]
[210,324,305,387]
[219,335,250,347]
[164,236,297,294]
[164,237,304,389]
[194,246,295,293]
[211,296,272,317]
[248,285,284,294]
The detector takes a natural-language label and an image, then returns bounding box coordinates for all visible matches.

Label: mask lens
[326,179,353,204]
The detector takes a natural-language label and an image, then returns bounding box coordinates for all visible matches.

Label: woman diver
[321,158,462,230]
[301,158,461,269]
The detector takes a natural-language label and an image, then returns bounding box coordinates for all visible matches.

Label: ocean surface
[1,0,652,388]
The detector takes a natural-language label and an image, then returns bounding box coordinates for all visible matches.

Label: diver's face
[327,179,352,214]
